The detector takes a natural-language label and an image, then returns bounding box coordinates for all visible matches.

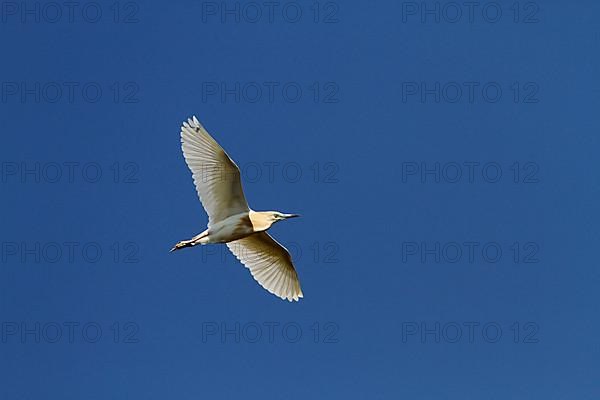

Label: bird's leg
[169,239,193,252]
[170,229,210,252]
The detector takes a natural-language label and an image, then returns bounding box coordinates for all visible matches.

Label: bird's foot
[169,240,190,252]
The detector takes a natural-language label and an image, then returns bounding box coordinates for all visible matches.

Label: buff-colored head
[249,211,300,231]
[269,211,300,222]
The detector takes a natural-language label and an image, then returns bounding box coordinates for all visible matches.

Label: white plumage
[172,117,303,302]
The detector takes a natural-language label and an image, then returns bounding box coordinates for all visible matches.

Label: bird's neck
[248,210,273,231]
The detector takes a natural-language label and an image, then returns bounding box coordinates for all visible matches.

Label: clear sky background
[1,1,599,398]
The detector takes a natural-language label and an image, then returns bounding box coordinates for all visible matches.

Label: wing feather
[227,232,303,302]
[180,117,249,225]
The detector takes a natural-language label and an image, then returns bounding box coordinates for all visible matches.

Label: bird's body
[206,211,253,243]
[171,117,303,302]
[176,210,289,246]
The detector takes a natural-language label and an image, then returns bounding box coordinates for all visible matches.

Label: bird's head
[269,211,300,224]
[250,211,300,231]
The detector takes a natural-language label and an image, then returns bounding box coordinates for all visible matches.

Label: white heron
[171,116,303,302]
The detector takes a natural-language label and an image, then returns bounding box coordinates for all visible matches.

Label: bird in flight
[171,116,303,302]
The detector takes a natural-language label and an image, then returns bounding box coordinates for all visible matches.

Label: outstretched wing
[180,117,249,226]
[227,232,303,302]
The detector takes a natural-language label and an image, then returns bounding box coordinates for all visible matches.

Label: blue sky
[1,1,599,398]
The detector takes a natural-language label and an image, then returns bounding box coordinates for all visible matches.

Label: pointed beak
[285,214,300,219]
